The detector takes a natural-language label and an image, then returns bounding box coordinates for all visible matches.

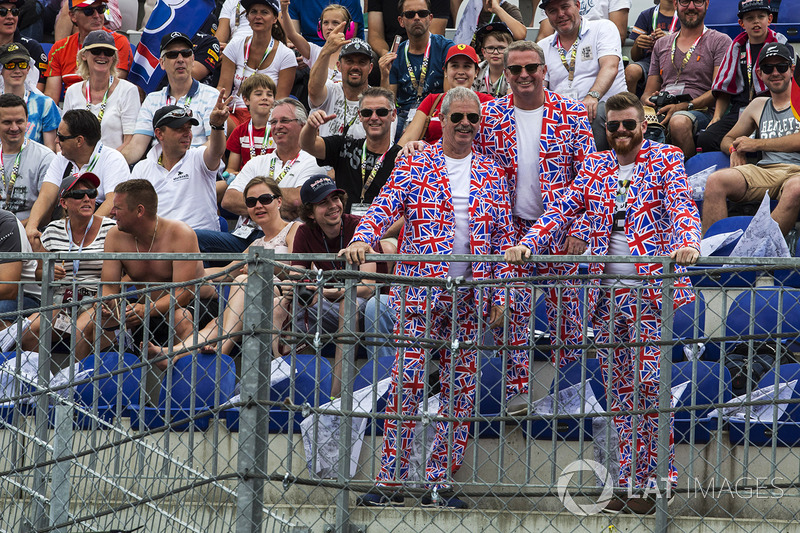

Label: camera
[295,286,316,306]
[649,91,691,110]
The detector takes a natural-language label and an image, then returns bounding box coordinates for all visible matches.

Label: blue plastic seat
[672,291,706,362]
[473,357,509,438]
[724,289,800,355]
[352,356,393,435]
[703,6,744,39]
[671,360,731,444]
[73,352,142,428]
[772,238,800,287]
[685,151,730,177]
[689,216,760,287]
[771,0,800,42]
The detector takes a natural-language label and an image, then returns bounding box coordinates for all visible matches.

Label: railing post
[656,257,676,533]
[236,247,274,533]
[50,404,74,532]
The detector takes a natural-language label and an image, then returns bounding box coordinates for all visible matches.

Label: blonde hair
[76,48,119,80]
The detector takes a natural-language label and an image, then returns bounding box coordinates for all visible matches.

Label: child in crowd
[225,73,277,176]
[697,0,786,153]
[625,0,680,96]
[472,22,513,98]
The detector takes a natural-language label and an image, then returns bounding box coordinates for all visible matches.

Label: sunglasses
[3,61,27,70]
[155,107,193,128]
[606,119,639,132]
[359,108,391,118]
[162,48,193,60]
[245,193,279,208]
[77,4,107,16]
[87,48,115,57]
[63,188,98,200]
[402,9,431,18]
[506,63,542,75]
[760,62,791,74]
[56,131,79,142]
[0,7,19,16]
[449,112,480,124]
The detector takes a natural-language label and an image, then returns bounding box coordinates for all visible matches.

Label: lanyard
[360,142,387,203]
[484,69,505,97]
[234,1,241,27]
[248,120,271,159]
[85,76,113,123]
[166,80,198,109]
[0,139,26,207]
[340,102,359,134]
[555,24,581,85]
[404,39,431,101]
[321,223,344,254]
[245,36,275,71]
[268,154,299,184]
[652,9,678,33]
[83,143,103,173]
[670,27,707,83]
[746,41,755,99]
[66,215,94,276]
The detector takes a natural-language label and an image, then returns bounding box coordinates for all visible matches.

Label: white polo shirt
[539,17,627,102]
[131,145,220,231]
[43,142,130,204]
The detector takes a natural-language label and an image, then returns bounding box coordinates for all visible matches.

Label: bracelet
[210,123,225,131]
[729,145,736,154]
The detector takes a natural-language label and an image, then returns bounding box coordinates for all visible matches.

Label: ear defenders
[317,7,356,40]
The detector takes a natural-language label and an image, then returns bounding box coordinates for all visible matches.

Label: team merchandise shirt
[0,140,55,220]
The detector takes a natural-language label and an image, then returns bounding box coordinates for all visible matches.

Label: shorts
[671,109,712,135]
[734,163,800,203]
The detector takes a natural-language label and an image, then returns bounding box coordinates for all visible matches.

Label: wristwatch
[587,90,601,99]
[687,102,695,111]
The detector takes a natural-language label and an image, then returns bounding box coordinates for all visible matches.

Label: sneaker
[355,489,404,507]
[420,494,468,509]
[505,393,529,416]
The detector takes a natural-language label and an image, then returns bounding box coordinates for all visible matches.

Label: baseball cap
[153,105,200,130]
[738,0,772,17]
[60,172,100,199]
[69,0,104,9]
[445,44,480,65]
[240,0,280,14]
[83,30,116,52]
[758,42,794,63]
[339,38,373,59]
[0,43,29,65]
[301,175,345,205]
[475,22,513,44]
[160,31,193,53]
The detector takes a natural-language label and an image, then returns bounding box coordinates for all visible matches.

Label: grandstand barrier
[2,250,800,532]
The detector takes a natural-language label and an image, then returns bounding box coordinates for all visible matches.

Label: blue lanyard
[66,216,94,276]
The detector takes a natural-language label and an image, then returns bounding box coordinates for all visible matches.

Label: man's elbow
[221,190,242,213]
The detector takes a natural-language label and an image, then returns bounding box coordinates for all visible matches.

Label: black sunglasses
[87,48,115,57]
[56,131,79,142]
[402,9,431,18]
[760,62,791,74]
[606,119,639,132]
[0,7,19,16]
[506,63,542,75]
[449,112,480,124]
[63,188,98,200]
[245,193,279,208]
[360,108,391,118]
[78,4,106,16]
[162,48,193,60]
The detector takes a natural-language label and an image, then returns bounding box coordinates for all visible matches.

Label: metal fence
[2,250,800,533]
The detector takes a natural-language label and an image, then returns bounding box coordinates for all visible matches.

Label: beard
[679,9,705,28]
[608,127,644,157]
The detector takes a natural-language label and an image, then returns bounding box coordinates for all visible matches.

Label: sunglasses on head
[63,188,98,200]
[449,112,480,124]
[162,48,193,60]
[402,9,430,18]
[56,131,79,142]
[760,62,791,74]
[506,63,542,75]
[87,47,115,57]
[359,107,391,118]
[606,119,639,132]
[0,7,19,16]
[77,4,106,16]
[155,107,193,128]
[3,61,27,70]
[245,193,279,208]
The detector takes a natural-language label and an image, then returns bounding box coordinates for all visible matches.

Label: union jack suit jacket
[350,140,516,315]
[520,140,702,310]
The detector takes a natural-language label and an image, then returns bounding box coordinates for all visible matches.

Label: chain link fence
[1,250,800,532]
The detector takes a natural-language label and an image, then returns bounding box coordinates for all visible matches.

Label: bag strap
[421,93,445,141]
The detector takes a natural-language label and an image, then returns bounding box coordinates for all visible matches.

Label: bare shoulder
[158,218,200,253]
[103,225,133,252]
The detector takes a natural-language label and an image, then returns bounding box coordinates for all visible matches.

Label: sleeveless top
[251,221,297,251]
[759,100,800,166]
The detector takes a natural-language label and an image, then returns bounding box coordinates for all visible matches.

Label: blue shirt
[288,0,365,46]
[25,91,61,144]
[389,34,453,110]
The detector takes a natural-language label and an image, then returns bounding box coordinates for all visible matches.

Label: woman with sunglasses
[62,30,140,151]
[146,177,298,367]
[218,0,297,129]
[397,44,492,146]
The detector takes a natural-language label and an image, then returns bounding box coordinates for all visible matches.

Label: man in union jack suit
[340,87,515,509]
[472,39,596,415]
[506,91,701,514]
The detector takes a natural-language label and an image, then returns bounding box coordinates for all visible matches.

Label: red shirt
[226,121,274,168]
[416,91,493,144]
[46,29,133,93]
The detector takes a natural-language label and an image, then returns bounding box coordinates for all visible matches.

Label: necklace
[135,216,159,253]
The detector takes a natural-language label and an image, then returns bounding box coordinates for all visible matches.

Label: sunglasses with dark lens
[0,7,20,16]
[245,193,279,208]
[163,48,193,60]
[155,108,193,128]
[78,5,106,16]
[760,62,791,74]
[606,119,639,132]
[402,9,431,18]
[3,61,27,70]
[359,108,391,118]
[506,63,542,75]
[56,131,79,142]
[87,48,115,57]
[449,112,480,124]
[63,188,98,200]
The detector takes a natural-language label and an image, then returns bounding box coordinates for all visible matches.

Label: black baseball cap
[759,42,794,63]
[475,22,513,45]
[301,175,345,205]
[241,0,280,13]
[60,172,100,199]
[738,0,772,17]
[160,31,193,53]
[0,42,29,64]
[339,39,372,59]
[153,105,200,130]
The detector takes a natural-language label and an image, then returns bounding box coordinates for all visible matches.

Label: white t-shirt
[539,18,627,102]
[535,0,631,25]
[130,145,220,232]
[305,43,342,83]
[603,162,639,285]
[43,143,130,204]
[311,81,398,140]
[513,106,544,220]
[219,0,252,40]
[223,34,297,109]
[445,153,473,280]
[63,78,141,150]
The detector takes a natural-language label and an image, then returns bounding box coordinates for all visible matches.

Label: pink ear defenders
[317,11,356,40]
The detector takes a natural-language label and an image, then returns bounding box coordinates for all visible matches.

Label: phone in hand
[391,35,402,54]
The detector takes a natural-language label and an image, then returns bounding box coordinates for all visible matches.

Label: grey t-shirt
[759,100,800,167]
[0,140,56,220]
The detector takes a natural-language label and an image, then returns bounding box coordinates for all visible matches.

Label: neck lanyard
[746,41,756,99]
[340,102,359,134]
[329,68,339,81]
[404,38,432,102]
[248,120,271,159]
[269,153,299,184]
[555,23,581,85]
[66,215,94,276]
[0,138,27,207]
[652,9,678,33]
[77,142,103,176]
[245,36,275,71]
[485,69,505,97]
[234,1,241,27]
[86,76,113,123]
[166,80,197,109]
[670,27,707,83]
[321,223,344,254]
[360,142,387,203]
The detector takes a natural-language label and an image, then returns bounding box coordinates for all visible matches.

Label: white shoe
[506,393,529,416]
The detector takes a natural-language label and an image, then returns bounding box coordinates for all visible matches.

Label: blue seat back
[553,358,606,410]
[685,151,730,176]
[755,363,800,421]
[726,290,800,354]
[672,360,731,419]
[270,354,332,407]
[77,352,142,408]
[159,352,236,409]
[703,216,752,257]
